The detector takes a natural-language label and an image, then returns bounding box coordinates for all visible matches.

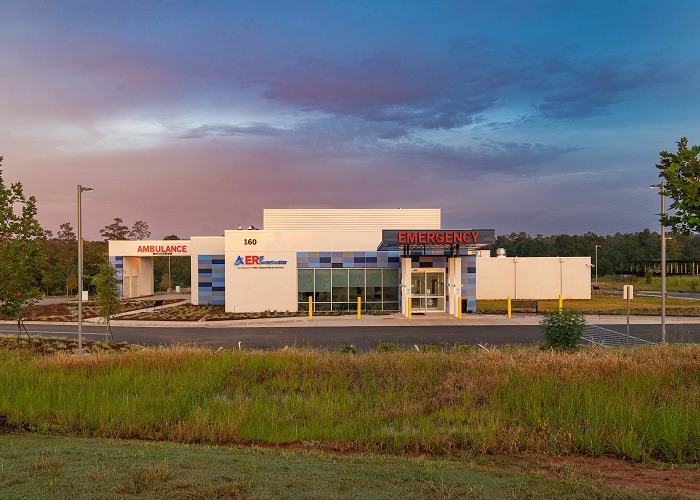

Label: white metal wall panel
[263,209,441,231]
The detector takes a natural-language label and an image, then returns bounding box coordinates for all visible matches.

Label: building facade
[108,209,592,316]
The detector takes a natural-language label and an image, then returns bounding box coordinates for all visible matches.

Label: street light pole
[650,182,666,344]
[595,245,601,286]
[661,182,666,344]
[76,185,93,355]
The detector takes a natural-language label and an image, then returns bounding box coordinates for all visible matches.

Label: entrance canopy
[378,229,495,256]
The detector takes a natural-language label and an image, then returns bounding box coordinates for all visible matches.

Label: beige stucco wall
[476,256,591,300]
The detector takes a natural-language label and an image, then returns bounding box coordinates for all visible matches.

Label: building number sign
[244,239,257,245]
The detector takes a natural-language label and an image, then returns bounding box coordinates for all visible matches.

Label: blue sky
[2,0,699,239]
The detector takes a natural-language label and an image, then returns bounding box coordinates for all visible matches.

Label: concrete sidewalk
[4,311,692,329]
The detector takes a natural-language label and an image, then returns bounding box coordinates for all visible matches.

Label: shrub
[539,308,586,350]
[691,280,698,293]
[338,345,356,354]
[377,342,399,353]
[418,344,439,352]
[451,344,475,354]
[645,270,653,285]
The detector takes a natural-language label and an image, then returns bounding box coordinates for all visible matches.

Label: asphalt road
[2,323,698,352]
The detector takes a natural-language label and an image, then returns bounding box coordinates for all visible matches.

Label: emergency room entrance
[410,270,445,313]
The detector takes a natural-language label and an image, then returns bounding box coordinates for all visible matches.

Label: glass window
[298,269,314,302]
[315,269,331,302]
[332,269,348,303]
[349,269,365,301]
[366,269,382,302]
[382,269,399,302]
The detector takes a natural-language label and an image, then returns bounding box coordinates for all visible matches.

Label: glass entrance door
[410,271,445,313]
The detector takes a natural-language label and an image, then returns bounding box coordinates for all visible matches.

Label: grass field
[2,433,694,499]
[597,275,700,293]
[477,292,700,316]
[2,344,700,464]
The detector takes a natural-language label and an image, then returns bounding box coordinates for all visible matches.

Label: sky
[1,0,699,241]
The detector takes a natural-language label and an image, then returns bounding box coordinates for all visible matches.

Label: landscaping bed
[123,303,392,321]
[1,299,184,322]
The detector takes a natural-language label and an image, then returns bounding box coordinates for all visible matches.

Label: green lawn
[478,292,700,316]
[0,433,684,499]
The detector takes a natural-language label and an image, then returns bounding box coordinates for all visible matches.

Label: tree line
[490,229,700,276]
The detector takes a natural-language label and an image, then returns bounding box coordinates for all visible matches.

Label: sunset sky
[2,0,699,240]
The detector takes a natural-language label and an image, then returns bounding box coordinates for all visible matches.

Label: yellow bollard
[408,297,412,320]
[458,297,463,319]
[507,296,512,319]
[559,294,563,311]
[357,297,361,320]
[309,296,313,320]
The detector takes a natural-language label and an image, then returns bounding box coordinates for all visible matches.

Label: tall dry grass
[1,345,699,462]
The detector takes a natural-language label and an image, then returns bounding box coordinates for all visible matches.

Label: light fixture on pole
[76,185,93,355]
[595,245,601,287]
[650,182,666,344]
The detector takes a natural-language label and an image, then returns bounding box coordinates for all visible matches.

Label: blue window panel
[331,252,343,258]
[212,258,225,265]
[319,252,331,258]
[199,256,212,263]
[298,252,309,258]
[309,263,320,268]
[353,257,365,264]
[212,286,225,292]
[332,263,343,268]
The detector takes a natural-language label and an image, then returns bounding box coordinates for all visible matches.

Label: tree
[0,159,46,318]
[57,222,76,243]
[129,220,151,240]
[92,259,122,341]
[656,137,700,234]
[100,217,131,241]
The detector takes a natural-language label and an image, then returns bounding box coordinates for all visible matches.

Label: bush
[377,342,399,353]
[451,344,475,354]
[539,308,586,350]
[418,344,439,352]
[338,345,356,354]
[645,270,653,284]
